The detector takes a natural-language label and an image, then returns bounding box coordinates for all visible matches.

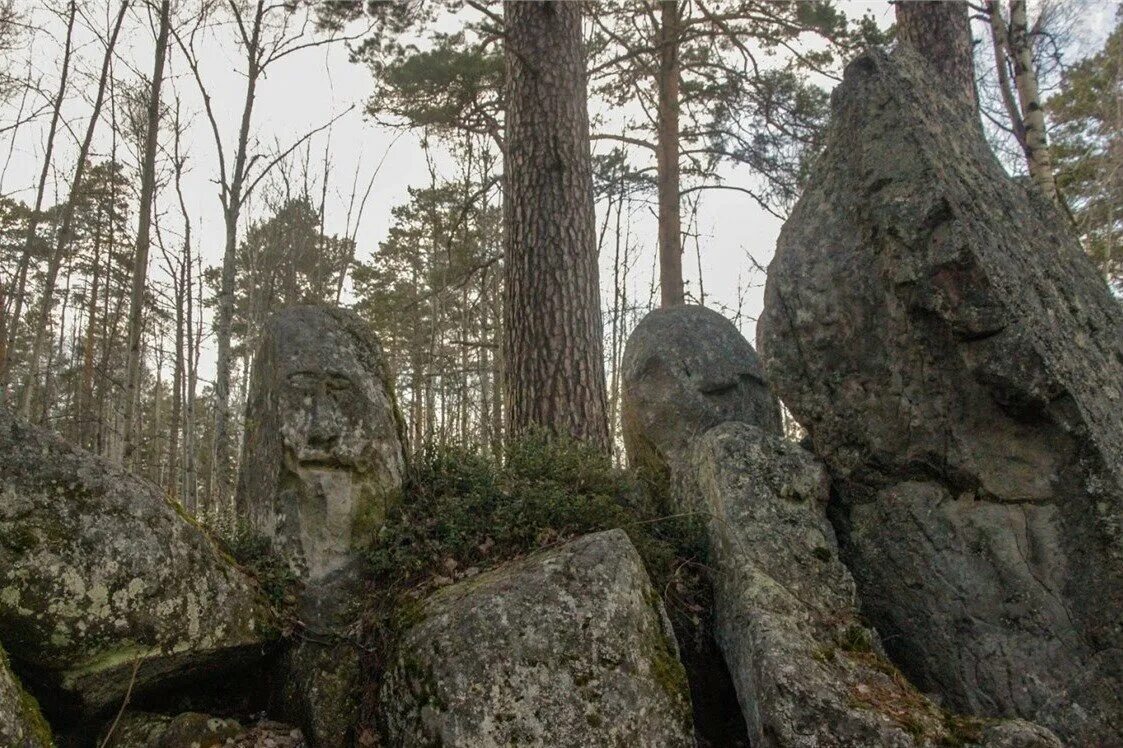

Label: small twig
[98,656,142,748]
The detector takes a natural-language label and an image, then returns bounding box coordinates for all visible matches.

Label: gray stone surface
[757,47,1123,743]
[236,306,405,745]
[100,711,305,748]
[0,642,50,748]
[621,305,780,478]
[381,529,694,747]
[0,408,278,717]
[236,305,405,582]
[691,422,1060,747]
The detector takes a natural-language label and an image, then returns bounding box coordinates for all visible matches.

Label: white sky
[0,0,1117,382]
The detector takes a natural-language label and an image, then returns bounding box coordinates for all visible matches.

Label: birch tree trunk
[503,1,610,450]
[1007,0,1057,201]
[122,0,171,463]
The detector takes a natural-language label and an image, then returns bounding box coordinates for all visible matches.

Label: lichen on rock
[0,407,278,717]
[757,46,1123,743]
[381,529,694,746]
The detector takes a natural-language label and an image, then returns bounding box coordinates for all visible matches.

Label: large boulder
[757,48,1123,743]
[381,529,694,747]
[691,422,1060,747]
[0,408,278,717]
[0,643,51,748]
[621,305,780,478]
[237,305,405,583]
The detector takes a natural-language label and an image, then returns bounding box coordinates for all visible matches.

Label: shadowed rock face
[0,643,50,747]
[237,306,405,582]
[621,305,781,478]
[0,409,277,718]
[690,423,1061,748]
[758,48,1123,743]
[381,530,694,747]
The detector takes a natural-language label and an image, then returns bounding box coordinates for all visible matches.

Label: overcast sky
[1,1,1117,380]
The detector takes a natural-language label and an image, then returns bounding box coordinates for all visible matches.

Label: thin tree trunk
[122,0,171,463]
[0,0,77,390]
[79,206,104,447]
[895,0,978,114]
[987,2,1027,150]
[503,1,610,449]
[19,0,130,419]
[1007,0,1057,201]
[656,0,684,308]
[212,0,265,507]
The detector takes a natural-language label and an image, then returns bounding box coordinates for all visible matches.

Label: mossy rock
[0,642,52,748]
[381,530,694,746]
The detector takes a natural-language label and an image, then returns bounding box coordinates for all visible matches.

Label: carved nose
[307,393,340,449]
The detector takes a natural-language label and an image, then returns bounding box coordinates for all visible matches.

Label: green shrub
[366,432,707,608]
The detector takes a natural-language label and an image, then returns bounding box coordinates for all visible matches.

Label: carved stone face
[238,307,404,581]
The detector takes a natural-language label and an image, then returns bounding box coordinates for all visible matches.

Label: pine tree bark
[502,1,610,450]
[656,0,684,308]
[122,0,171,464]
[895,0,978,114]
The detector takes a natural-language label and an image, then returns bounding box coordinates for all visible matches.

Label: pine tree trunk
[502,1,610,450]
[895,0,978,114]
[19,0,129,419]
[122,0,170,464]
[0,0,77,391]
[656,0,684,308]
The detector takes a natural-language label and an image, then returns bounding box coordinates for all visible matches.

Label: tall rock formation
[758,48,1123,743]
[236,305,406,747]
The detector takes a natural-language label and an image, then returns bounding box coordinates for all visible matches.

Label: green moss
[209,519,300,612]
[1,643,53,747]
[351,433,707,739]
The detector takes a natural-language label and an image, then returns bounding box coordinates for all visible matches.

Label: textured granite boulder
[690,422,1060,747]
[757,47,1123,743]
[99,711,304,747]
[621,305,780,478]
[0,408,277,717]
[0,643,51,748]
[237,305,405,582]
[381,529,693,746]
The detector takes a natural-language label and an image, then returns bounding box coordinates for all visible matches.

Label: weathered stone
[99,711,305,748]
[0,408,278,717]
[274,576,362,748]
[691,422,1059,747]
[236,305,405,583]
[236,306,404,744]
[621,305,780,478]
[757,47,1123,743]
[0,642,51,748]
[382,529,693,747]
